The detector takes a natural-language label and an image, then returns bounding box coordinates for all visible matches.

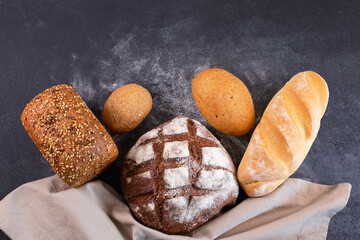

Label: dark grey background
[1,0,359,239]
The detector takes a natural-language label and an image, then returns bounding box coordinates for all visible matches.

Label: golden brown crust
[192,68,255,136]
[21,84,119,187]
[237,71,329,197]
[102,84,152,133]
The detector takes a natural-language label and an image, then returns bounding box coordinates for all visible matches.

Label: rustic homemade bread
[102,84,152,133]
[192,68,255,136]
[120,116,239,234]
[21,84,119,187]
[237,71,329,197]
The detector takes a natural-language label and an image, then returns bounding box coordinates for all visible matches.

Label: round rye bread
[120,116,239,234]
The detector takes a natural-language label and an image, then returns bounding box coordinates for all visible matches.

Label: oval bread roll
[237,71,329,197]
[192,68,255,136]
[102,84,152,133]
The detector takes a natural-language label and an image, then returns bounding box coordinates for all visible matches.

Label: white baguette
[237,71,329,197]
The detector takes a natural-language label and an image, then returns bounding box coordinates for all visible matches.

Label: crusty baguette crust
[21,85,119,187]
[237,71,329,197]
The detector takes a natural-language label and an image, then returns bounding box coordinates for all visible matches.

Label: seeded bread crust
[120,116,239,234]
[21,84,119,187]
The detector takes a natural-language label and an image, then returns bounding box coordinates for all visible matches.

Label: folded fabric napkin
[0,175,351,240]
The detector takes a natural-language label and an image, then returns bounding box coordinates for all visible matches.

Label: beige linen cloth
[0,175,351,240]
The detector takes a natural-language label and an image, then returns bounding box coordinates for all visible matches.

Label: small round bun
[102,84,152,133]
[192,68,255,136]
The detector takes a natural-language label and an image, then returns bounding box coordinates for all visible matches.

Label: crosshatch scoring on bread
[120,116,239,234]
[21,84,119,187]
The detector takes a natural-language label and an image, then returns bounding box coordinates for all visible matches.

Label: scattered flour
[127,143,155,165]
[70,70,96,101]
[253,184,267,196]
[163,197,188,223]
[145,202,155,211]
[162,117,188,135]
[138,128,159,142]
[163,141,189,159]
[195,169,229,190]
[164,194,216,223]
[202,147,233,171]
[192,119,215,141]
[138,171,152,179]
[164,167,189,189]
[99,82,122,93]
[126,171,152,184]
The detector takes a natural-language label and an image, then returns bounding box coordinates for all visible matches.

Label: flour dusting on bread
[120,116,239,234]
[163,141,190,159]
[127,143,155,165]
[164,167,190,189]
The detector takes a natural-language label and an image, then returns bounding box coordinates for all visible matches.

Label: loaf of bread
[21,85,119,187]
[237,71,329,197]
[120,116,239,234]
[192,68,255,136]
[102,84,152,133]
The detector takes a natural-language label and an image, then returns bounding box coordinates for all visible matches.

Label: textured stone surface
[0,0,359,239]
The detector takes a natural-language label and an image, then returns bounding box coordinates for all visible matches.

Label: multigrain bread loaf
[237,71,329,197]
[21,85,119,187]
[120,116,239,234]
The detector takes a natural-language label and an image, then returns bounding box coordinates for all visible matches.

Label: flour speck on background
[68,9,343,175]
